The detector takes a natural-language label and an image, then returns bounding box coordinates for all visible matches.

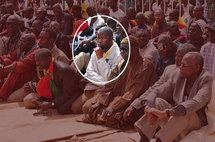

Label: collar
[103,41,118,59]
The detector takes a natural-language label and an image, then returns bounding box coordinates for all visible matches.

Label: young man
[85,27,122,83]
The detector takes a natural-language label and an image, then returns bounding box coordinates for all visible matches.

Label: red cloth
[72,19,87,35]
[36,60,54,99]
[0,48,39,99]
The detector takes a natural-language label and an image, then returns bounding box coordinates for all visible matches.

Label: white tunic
[85,42,122,83]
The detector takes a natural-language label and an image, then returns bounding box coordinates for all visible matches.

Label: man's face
[35,56,50,71]
[120,44,129,60]
[32,22,42,35]
[99,8,109,16]
[136,14,145,26]
[208,29,215,42]
[147,14,154,24]
[154,11,164,24]
[175,50,185,67]
[19,37,29,53]
[135,31,149,48]
[66,0,74,7]
[180,56,198,78]
[168,22,179,35]
[188,23,202,41]
[6,21,19,35]
[108,0,117,10]
[116,21,128,35]
[96,32,111,49]
[157,42,168,57]
[50,22,60,34]
[36,11,45,21]
[193,7,203,19]
[38,31,52,48]
[53,7,62,18]
[0,5,6,15]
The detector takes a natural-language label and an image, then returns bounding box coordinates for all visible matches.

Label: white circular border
[72,15,131,85]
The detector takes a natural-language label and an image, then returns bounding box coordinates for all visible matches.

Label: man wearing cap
[200,23,215,77]
[188,19,206,51]
[81,36,156,128]
[85,27,122,83]
[2,15,22,55]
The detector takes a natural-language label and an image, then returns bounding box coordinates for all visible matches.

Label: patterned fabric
[200,42,215,77]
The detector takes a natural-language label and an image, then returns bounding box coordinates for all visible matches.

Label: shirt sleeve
[13,49,38,73]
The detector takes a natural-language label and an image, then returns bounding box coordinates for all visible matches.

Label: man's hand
[144,105,158,126]
[38,102,52,111]
[23,82,33,94]
[94,47,103,59]
[88,102,101,120]
[145,105,167,119]
[123,105,135,121]
[101,106,114,121]
[0,64,4,72]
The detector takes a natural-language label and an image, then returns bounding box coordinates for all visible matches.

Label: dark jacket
[55,33,72,59]
[52,60,88,109]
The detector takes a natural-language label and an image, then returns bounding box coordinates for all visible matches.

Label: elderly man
[131,52,213,142]
[24,48,88,114]
[82,36,156,128]
[3,15,22,55]
[123,43,197,123]
[0,34,39,101]
[85,27,122,83]
[134,29,158,68]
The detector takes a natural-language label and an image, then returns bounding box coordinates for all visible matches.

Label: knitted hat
[120,37,129,50]
[195,19,207,33]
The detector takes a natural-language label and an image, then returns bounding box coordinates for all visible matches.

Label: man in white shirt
[108,0,126,19]
[85,27,122,83]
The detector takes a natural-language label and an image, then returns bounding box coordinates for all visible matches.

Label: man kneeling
[24,49,87,114]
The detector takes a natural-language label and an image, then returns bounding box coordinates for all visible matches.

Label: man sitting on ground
[131,52,213,142]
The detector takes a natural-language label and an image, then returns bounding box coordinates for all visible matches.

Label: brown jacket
[97,57,157,111]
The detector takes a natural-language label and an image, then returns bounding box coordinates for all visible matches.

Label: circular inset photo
[72,15,130,85]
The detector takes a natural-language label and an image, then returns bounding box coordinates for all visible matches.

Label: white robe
[85,42,122,83]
